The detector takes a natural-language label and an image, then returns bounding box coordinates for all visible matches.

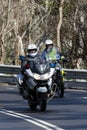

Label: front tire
[39,93,47,112]
[57,81,64,98]
[40,99,47,112]
[28,100,37,111]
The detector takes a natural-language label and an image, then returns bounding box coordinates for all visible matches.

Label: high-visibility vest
[46,47,57,60]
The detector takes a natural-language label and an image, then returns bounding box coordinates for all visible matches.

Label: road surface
[0,83,87,130]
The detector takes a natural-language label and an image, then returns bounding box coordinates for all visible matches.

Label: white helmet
[45,39,53,53]
[28,44,37,57]
[45,39,53,45]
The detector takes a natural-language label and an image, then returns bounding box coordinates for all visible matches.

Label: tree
[57,0,64,51]
[0,0,87,68]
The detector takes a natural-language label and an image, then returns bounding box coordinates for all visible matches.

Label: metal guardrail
[0,64,21,74]
[0,64,21,85]
[63,69,87,89]
[0,64,87,89]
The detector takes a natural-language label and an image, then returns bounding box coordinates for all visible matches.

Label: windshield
[31,55,50,74]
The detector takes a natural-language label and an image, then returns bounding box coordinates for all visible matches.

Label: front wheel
[28,100,37,111]
[57,81,64,98]
[39,93,47,112]
[39,99,47,112]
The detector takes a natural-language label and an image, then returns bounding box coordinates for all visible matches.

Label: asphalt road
[0,83,87,130]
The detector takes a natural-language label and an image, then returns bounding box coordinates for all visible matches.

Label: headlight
[33,74,41,80]
[33,73,49,80]
[43,73,49,79]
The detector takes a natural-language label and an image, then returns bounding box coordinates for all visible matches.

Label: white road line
[6,85,17,89]
[6,87,15,90]
[0,109,64,130]
[83,97,87,99]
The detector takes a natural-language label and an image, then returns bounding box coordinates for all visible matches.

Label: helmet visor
[28,49,37,53]
[46,44,53,47]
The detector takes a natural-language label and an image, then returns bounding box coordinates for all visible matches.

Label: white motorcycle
[17,56,64,111]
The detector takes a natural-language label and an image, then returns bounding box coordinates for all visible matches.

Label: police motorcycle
[50,61,65,98]
[17,55,58,112]
[46,54,65,98]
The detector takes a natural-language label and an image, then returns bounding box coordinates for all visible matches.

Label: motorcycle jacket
[20,54,43,74]
[41,46,61,61]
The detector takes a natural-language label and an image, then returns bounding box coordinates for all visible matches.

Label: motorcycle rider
[20,43,39,73]
[41,39,65,62]
[19,43,39,97]
[41,39,66,96]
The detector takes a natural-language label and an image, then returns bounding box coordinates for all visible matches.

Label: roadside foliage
[0,0,87,69]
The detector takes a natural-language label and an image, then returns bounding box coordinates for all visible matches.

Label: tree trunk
[0,34,4,64]
[0,24,6,64]
[57,0,64,51]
